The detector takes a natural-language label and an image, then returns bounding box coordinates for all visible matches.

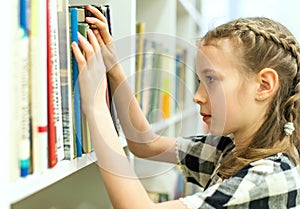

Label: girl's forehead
[196,48,215,69]
[196,42,239,76]
[196,47,222,76]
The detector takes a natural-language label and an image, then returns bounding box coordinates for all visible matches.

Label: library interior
[2,0,300,209]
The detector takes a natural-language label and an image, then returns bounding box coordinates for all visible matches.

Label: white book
[6,0,20,182]
[18,0,31,177]
[30,0,48,173]
[50,0,64,161]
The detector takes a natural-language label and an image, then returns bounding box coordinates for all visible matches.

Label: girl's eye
[206,75,216,84]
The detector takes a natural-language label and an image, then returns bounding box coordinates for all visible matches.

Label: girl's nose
[193,84,207,104]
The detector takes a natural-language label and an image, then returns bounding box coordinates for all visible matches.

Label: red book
[47,0,57,168]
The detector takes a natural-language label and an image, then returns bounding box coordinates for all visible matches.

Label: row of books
[135,23,195,124]
[14,0,114,179]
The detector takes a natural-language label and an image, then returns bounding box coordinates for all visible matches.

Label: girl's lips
[201,113,211,122]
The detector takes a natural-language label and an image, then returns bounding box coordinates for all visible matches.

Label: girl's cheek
[211,89,227,125]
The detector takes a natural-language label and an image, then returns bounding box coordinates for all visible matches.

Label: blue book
[69,8,82,157]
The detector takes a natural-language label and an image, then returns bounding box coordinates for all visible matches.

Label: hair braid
[239,21,300,122]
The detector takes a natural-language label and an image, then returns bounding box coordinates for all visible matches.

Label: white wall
[201,0,300,41]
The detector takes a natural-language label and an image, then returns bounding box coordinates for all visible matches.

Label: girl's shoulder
[240,153,298,175]
[205,153,300,207]
[231,153,300,187]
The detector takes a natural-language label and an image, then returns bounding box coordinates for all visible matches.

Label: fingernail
[71,42,77,47]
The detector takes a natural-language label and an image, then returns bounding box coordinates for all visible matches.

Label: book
[147,42,163,123]
[161,50,172,119]
[101,5,120,135]
[140,38,152,117]
[175,47,187,112]
[49,0,64,162]
[47,0,58,168]
[69,7,83,157]
[135,22,145,104]
[18,0,31,177]
[57,0,74,160]
[30,0,49,173]
[78,22,93,153]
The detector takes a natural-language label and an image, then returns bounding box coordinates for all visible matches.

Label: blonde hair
[200,17,300,179]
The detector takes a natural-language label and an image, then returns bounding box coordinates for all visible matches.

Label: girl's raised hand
[85,5,118,73]
[71,29,108,116]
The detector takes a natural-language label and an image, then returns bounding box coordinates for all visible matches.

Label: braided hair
[200,17,300,179]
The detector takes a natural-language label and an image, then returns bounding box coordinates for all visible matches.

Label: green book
[78,22,93,153]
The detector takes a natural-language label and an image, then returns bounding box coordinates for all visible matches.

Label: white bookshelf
[134,0,203,201]
[3,1,135,209]
[4,0,203,208]
[136,0,203,136]
[151,108,197,133]
[9,152,96,204]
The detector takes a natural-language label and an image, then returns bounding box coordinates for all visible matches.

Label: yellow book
[135,22,145,104]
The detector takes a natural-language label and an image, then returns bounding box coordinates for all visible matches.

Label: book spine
[104,5,112,35]
[101,5,119,135]
[141,39,152,117]
[57,0,74,160]
[19,0,31,177]
[69,7,82,157]
[135,22,145,104]
[178,48,186,111]
[31,0,48,173]
[47,0,58,168]
[147,42,162,122]
[49,0,64,162]
[78,22,92,153]
[161,49,171,119]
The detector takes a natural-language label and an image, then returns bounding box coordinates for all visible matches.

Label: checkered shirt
[176,135,300,208]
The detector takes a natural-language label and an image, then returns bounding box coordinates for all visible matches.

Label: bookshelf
[3,0,203,208]
[135,0,203,138]
[134,0,203,201]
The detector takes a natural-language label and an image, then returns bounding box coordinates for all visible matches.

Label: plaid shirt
[176,135,300,208]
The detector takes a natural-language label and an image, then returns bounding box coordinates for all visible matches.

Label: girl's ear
[255,68,279,101]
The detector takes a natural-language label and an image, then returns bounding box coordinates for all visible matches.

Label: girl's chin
[204,119,228,136]
[206,125,227,136]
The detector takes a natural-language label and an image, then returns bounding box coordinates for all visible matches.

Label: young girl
[72,5,300,209]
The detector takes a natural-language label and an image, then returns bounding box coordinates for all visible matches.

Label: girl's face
[194,39,260,142]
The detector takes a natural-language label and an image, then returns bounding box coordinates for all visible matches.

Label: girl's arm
[71,17,186,209]
[85,5,177,164]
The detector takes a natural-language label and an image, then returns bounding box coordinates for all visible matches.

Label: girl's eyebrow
[200,68,218,75]
[198,68,223,80]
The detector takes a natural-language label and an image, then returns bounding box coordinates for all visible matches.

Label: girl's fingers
[71,41,86,72]
[86,17,112,45]
[86,5,107,23]
[84,5,112,46]
[88,28,104,49]
[77,32,94,59]
[92,29,105,48]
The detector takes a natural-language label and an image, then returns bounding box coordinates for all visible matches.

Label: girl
[71,5,300,209]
